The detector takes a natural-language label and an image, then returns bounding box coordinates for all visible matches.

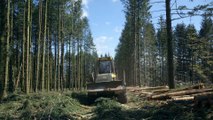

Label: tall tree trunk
[144,37,146,86]
[82,40,86,90]
[41,0,48,91]
[22,3,26,92]
[133,1,137,86]
[166,0,175,89]
[137,2,141,87]
[78,40,80,90]
[47,27,50,91]
[60,12,64,91]
[36,0,42,92]
[54,33,57,91]
[72,41,76,90]
[57,0,61,91]
[15,17,20,91]
[8,0,14,93]
[0,26,3,98]
[68,35,71,90]
[15,63,22,91]
[25,0,31,94]
[80,40,83,90]
[71,4,75,90]
[29,0,33,92]
[48,28,52,91]
[3,0,11,98]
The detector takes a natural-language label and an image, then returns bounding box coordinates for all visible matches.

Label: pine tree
[186,24,198,83]
[116,0,154,86]
[174,23,188,82]
[156,16,167,85]
[198,13,213,82]
[0,0,97,93]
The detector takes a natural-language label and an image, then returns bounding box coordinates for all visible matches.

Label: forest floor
[0,86,213,120]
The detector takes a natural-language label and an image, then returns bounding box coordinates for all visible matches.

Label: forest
[0,0,213,119]
[0,0,97,98]
[115,0,213,88]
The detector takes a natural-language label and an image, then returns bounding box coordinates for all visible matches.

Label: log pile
[128,83,213,106]
[150,88,213,100]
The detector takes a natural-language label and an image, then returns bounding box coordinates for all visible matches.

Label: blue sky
[82,0,210,57]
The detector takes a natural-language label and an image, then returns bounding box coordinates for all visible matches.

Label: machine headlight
[111,74,116,78]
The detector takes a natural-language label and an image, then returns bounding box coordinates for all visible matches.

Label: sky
[81,0,211,58]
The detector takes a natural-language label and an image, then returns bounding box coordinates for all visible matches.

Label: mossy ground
[0,90,213,120]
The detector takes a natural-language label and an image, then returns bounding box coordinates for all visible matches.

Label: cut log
[139,91,153,96]
[128,88,142,92]
[191,92,213,97]
[169,83,205,93]
[171,96,194,101]
[128,84,203,93]
[128,86,168,92]
[141,86,169,91]
[151,88,213,100]
[152,89,170,94]
[169,88,212,96]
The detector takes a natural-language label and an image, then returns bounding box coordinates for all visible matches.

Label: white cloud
[82,0,89,8]
[82,8,89,17]
[112,0,119,3]
[94,36,114,56]
[95,36,113,43]
[81,0,90,17]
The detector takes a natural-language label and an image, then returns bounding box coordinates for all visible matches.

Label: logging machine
[87,57,127,103]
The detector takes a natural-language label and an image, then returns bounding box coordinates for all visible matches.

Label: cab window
[99,61,112,74]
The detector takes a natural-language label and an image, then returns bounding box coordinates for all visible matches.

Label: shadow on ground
[91,99,213,120]
[71,91,117,105]
[71,91,90,105]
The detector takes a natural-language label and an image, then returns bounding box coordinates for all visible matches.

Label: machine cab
[99,59,114,74]
[96,57,116,83]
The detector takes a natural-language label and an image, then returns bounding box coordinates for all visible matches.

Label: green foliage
[91,95,213,120]
[115,0,154,86]
[156,16,168,85]
[1,91,213,120]
[0,92,88,119]
[198,14,213,82]
[93,97,124,120]
[174,23,191,82]
[0,0,98,96]
[116,0,213,87]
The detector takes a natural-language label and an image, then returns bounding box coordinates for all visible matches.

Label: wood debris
[127,83,213,105]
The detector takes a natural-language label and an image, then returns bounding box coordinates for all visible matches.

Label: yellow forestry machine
[87,57,127,103]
